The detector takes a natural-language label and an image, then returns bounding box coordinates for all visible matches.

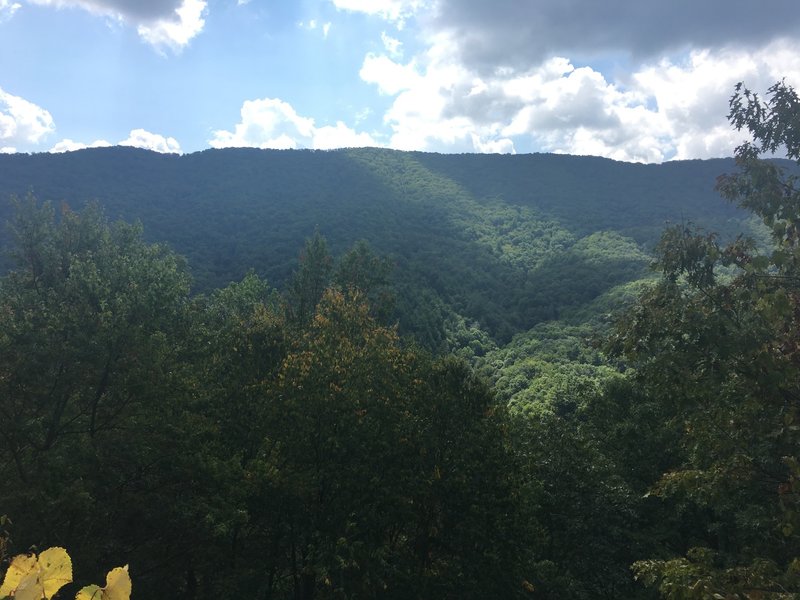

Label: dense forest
[0,143,769,349]
[0,81,799,599]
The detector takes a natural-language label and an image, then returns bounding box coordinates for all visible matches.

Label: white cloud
[0,0,21,21]
[357,27,800,161]
[49,138,112,152]
[0,87,55,150]
[313,121,377,149]
[209,98,314,149]
[631,43,800,160]
[359,36,520,153]
[381,31,403,58]
[330,0,428,28]
[322,22,331,38]
[1,146,16,154]
[360,53,420,95]
[137,0,206,52]
[209,97,379,150]
[48,130,178,154]
[471,134,514,154]
[49,129,180,154]
[27,0,206,51]
[120,128,181,153]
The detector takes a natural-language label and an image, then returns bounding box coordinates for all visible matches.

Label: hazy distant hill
[0,147,765,347]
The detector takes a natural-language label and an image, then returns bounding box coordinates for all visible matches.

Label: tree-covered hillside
[3,81,800,600]
[0,148,766,349]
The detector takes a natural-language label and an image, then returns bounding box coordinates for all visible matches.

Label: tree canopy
[610,80,800,598]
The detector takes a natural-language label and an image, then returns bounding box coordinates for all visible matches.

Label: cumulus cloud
[120,128,181,153]
[0,87,55,150]
[360,53,420,95]
[0,0,21,21]
[357,19,800,162]
[632,44,800,160]
[49,129,179,153]
[359,36,518,154]
[209,97,379,150]
[27,0,206,50]
[314,122,379,149]
[49,138,112,152]
[431,0,800,71]
[209,98,314,149]
[137,0,205,51]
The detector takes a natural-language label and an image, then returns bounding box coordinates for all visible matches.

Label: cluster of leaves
[0,546,130,600]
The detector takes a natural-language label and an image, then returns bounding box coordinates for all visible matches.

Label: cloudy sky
[1,0,799,162]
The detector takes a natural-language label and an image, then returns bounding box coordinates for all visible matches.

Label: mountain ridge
[0,146,768,347]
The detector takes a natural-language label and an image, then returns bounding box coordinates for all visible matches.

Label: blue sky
[1,0,799,162]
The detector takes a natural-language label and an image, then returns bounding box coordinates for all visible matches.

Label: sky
[1,0,799,162]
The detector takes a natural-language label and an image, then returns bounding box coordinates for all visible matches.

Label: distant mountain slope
[0,147,764,347]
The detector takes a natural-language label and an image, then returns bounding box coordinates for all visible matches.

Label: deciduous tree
[612,81,800,598]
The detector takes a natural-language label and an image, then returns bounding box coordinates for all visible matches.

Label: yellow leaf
[103,566,131,600]
[0,547,72,600]
[14,571,44,600]
[39,547,73,598]
[76,584,103,600]
[75,566,131,600]
[0,554,37,598]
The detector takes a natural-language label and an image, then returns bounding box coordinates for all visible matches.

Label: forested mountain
[2,89,799,600]
[0,147,766,349]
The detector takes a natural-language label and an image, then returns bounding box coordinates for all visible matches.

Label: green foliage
[333,239,395,322]
[0,197,533,598]
[195,286,532,599]
[610,81,800,598]
[0,147,758,351]
[286,229,333,326]
[0,196,197,596]
[4,94,797,600]
[634,550,800,600]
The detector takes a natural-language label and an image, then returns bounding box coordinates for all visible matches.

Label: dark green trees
[194,284,530,599]
[612,81,800,598]
[0,199,530,599]
[0,196,194,589]
[287,230,333,326]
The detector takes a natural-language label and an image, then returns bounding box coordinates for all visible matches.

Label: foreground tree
[250,288,530,599]
[612,81,800,597]
[0,196,195,592]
